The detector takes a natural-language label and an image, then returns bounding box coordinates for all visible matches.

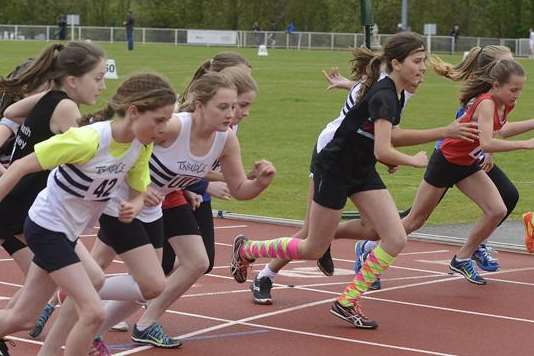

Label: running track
[0,218,532,355]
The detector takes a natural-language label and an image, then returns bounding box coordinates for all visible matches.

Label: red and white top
[440,93,513,166]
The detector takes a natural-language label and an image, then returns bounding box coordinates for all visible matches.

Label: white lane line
[400,250,449,255]
[214,225,248,229]
[114,299,454,356]
[365,296,534,324]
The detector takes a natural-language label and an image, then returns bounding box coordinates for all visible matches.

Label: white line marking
[214,225,248,229]
[5,335,44,346]
[0,258,14,262]
[115,300,453,356]
[365,296,534,324]
[400,250,449,255]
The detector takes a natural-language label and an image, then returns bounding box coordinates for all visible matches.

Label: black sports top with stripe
[314,77,404,183]
[7,90,69,203]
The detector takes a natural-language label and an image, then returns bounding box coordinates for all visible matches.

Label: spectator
[449,24,460,52]
[252,22,263,47]
[287,21,297,48]
[57,14,67,40]
[124,10,135,51]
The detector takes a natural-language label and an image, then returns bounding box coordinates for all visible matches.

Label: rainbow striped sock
[240,237,301,260]
[338,245,395,307]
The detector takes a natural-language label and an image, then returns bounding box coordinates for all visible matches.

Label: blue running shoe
[28,303,55,338]
[131,323,182,348]
[354,241,381,290]
[472,244,499,272]
[353,241,368,273]
[449,256,487,285]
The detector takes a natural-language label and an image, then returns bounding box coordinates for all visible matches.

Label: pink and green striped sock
[337,244,395,307]
[240,237,301,260]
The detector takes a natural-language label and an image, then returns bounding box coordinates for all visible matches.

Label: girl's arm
[118,188,145,223]
[374,119,428,168]
[497,119,534,138]
[477,100,534,152]
[322,67,355,91]
[391,120,478,147]
[0,153,42,201]
[219,133,275,200]
[0,125,14,152]
[3,91,49,123]
[49,100,81,134]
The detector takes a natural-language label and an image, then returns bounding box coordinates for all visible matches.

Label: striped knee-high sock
[338,245,395,307]
[240,237,301,260]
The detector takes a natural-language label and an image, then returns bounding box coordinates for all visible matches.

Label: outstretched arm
[497,119,534,138]
[391,120,478,147]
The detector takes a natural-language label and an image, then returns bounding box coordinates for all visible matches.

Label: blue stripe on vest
[54,172,84,198]
[150,154,178,177]
[65,164,93,182]
[58,166,90,191]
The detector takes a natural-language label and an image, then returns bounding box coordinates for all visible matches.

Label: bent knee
[139,278,166,301]
[78,303,105,327]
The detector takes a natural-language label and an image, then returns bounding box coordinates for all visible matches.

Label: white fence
[0,24,531,57]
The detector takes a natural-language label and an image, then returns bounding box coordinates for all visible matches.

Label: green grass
[2,41,534,224]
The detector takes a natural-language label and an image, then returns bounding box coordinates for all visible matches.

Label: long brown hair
[459,59,524,106]
[0,41,105,98]
[79,73,176,126]
[350,32,425,102]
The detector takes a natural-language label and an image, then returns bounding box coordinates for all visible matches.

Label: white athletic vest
[104,112,228,223]
[28,121,144,241]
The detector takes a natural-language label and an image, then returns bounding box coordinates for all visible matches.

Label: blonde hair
[219,66,257,95]
[459,59,524,105]
[431,45,511,81]
[180,52,251,107]
[180,72,236,113]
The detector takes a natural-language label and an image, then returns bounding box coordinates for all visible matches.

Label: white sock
[97,300,140,336]
[99,275,144,302]
[257,264,277,280]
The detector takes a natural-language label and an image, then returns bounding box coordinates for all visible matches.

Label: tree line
[0,0,532,38]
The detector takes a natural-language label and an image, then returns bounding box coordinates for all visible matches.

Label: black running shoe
[330,301,378,329]
[230,234,254,283]
[0,339,11,356]
[317,246,334,276]
[250,275,273,305]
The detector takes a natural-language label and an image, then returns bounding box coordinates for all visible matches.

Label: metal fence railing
[0,24,531,57]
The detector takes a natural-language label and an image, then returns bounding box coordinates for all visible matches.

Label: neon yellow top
[34,126,152,192]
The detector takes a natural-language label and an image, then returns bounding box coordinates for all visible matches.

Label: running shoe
[317,246,335,276]
[522,212,534,253]
[230,234,254,283]
[92,336,112,356]
[472,244,499,272]
[111,320,129,332]
[354,241,381,290]
[250,275,273,305]
[449,256,487,285]
[28,303,55,338]
[131,323,182,348]
[330,300,378,329]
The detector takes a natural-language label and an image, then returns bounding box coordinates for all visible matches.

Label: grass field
[2,40,534,224]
